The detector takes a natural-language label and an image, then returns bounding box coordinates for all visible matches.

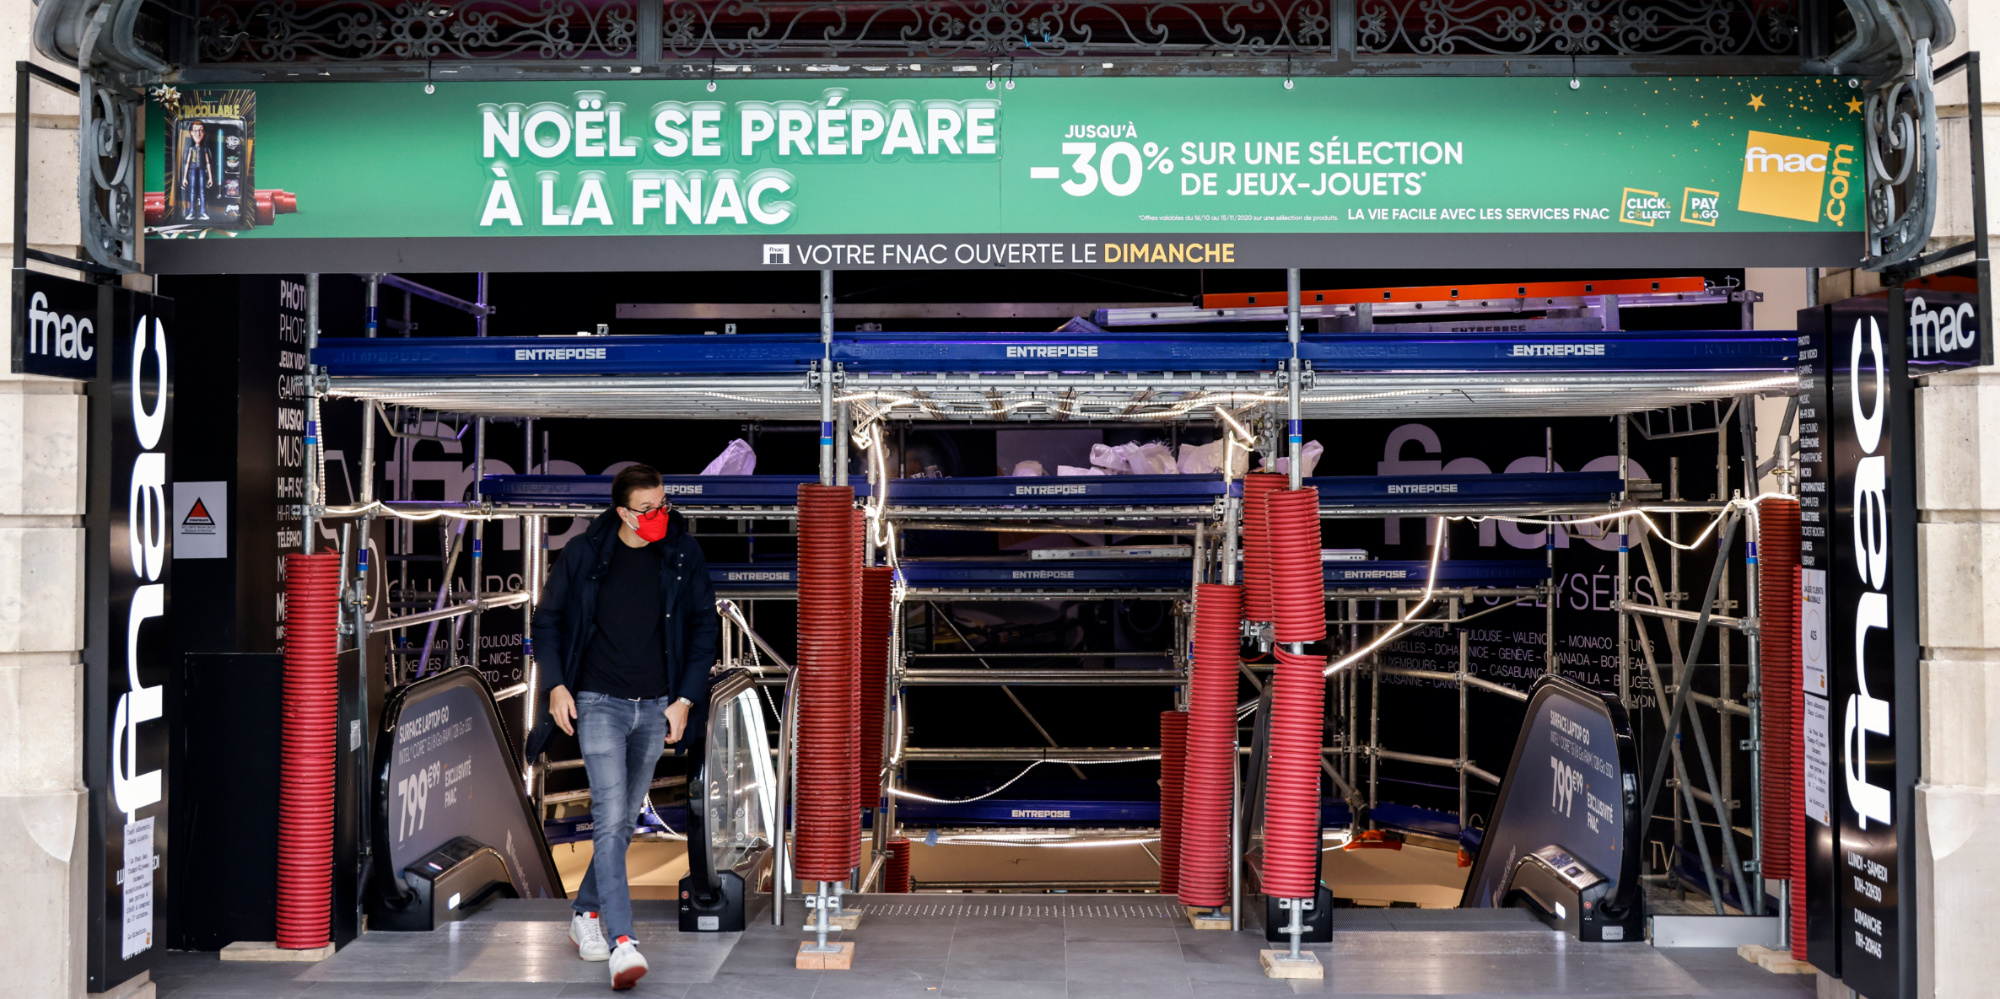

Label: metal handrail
[901,669,1182,686]
[374,590,528,630]
[717,599,792,673]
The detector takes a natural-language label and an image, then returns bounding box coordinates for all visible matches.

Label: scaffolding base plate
[220,942,334,963]
[1737,944,1814,975]
[796,942,855,970]
[1259,950,1324,980]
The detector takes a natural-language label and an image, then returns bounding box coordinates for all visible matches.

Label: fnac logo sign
[1738,130,1833,222]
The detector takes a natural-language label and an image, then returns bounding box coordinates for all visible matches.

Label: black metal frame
[11,61,120,378]
[10,63,116,277]
[169,0,1844,82]
[1882,50,1995,367]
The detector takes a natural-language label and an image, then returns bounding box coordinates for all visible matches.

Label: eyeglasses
[623,501,670,515]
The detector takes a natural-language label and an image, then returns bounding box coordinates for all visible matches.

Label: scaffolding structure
[299,268,1801,933]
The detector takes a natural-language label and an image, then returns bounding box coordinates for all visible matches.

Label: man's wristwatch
[671,697,693,708]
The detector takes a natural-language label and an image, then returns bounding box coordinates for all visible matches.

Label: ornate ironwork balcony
[190,0,1810,67]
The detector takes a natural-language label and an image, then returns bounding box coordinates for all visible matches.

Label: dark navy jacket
[526,507,718,760]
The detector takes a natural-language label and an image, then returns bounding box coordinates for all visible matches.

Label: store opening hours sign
[146,76,1860,271]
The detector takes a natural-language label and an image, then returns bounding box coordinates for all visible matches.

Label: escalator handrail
[717,598,792,674]
[683,667,763,899]
[715,596,799,915]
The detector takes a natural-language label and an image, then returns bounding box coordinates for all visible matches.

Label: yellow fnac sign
[1738,129,1832,223]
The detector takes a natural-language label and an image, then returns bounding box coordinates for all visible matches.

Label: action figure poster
[153,89,257,231]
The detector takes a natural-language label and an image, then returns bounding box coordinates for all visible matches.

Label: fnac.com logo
[1739,130,1831,222]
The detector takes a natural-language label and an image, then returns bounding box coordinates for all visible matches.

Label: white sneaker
[609,938,649,990]
[569,912,610,961]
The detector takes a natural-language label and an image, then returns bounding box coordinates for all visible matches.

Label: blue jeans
[571,691,669,942]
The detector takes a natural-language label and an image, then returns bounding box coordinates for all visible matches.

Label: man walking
[529,464,718,990]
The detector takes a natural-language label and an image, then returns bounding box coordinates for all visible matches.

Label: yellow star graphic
[1846,97,1864,113]
[1691,119,1700,128]
[1748,94,1766,110]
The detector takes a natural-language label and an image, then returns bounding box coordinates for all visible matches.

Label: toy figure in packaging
[157,88,257,229]
[178,120,215,220]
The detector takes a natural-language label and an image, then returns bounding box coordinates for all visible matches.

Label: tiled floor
[150,896,1817,998]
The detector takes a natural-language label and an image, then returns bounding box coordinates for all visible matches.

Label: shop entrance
[152,261,1829,998]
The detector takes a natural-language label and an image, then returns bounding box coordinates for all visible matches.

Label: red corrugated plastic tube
[1261,488,1327,900]
[1757,500,1800,881]
[277,551,342,949]
[1240,473,1286,623]
[1755,500,1809,960]
[884,837,913,893]
[1266,489,1327,646]
[853,506,866,724]
[849,509,865,810]
[794,485,860,881]
[1178,583,1241,908]
[858,565,895,809]
[1158,710,1188,895]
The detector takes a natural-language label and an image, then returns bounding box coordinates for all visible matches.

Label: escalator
[1458,674,1644,942]
[676,667,779,931]
[1241,673,1643,941]
[366,653,780,931]
[366,667,564,931]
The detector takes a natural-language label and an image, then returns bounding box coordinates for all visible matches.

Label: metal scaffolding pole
[835,402,850,487]
[471,417,485,673]
[1744,499,1764,915]
[1737,397,1762,916]
[819,270,835,485]
[1618,415,1631,708]
[1285,268,1303,490]
[1714,412,1732,868]
[469,275,490,675]
[303,274,320,554]
[1544,426,1556,675]
[522,513,544,787]
[1457,602,1469,827]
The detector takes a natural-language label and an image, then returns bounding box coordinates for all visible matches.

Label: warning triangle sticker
[183,498,215,526]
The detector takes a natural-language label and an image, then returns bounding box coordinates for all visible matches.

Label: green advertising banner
[144,76,1863,272]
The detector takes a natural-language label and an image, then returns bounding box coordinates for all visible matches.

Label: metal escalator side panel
[368,667,564,919]
[688,669,776,898]
[682,694,717,898]
[1459,674,1642,917]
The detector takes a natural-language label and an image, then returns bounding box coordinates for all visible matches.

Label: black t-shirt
[576,539,670,699]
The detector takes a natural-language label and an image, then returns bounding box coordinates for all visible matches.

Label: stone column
[1914,366,2000,999]
[0,8,95,999]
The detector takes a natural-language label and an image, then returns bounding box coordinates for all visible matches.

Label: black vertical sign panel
[86,288,175,991]
[1795,304,1841,974]
[1824,295,1921,999]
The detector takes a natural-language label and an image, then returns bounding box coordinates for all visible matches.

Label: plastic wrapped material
[700,438,758,476]
[1178,442,1216,475]
[1093,440,1176,475]
[1010,460,1047,476]
[1057,465,1106,476]
[1261,440,1324,477]
[1177,440,1249,477]
[1129,441,1175,474]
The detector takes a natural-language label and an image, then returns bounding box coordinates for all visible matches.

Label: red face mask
[628,507,670,543]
